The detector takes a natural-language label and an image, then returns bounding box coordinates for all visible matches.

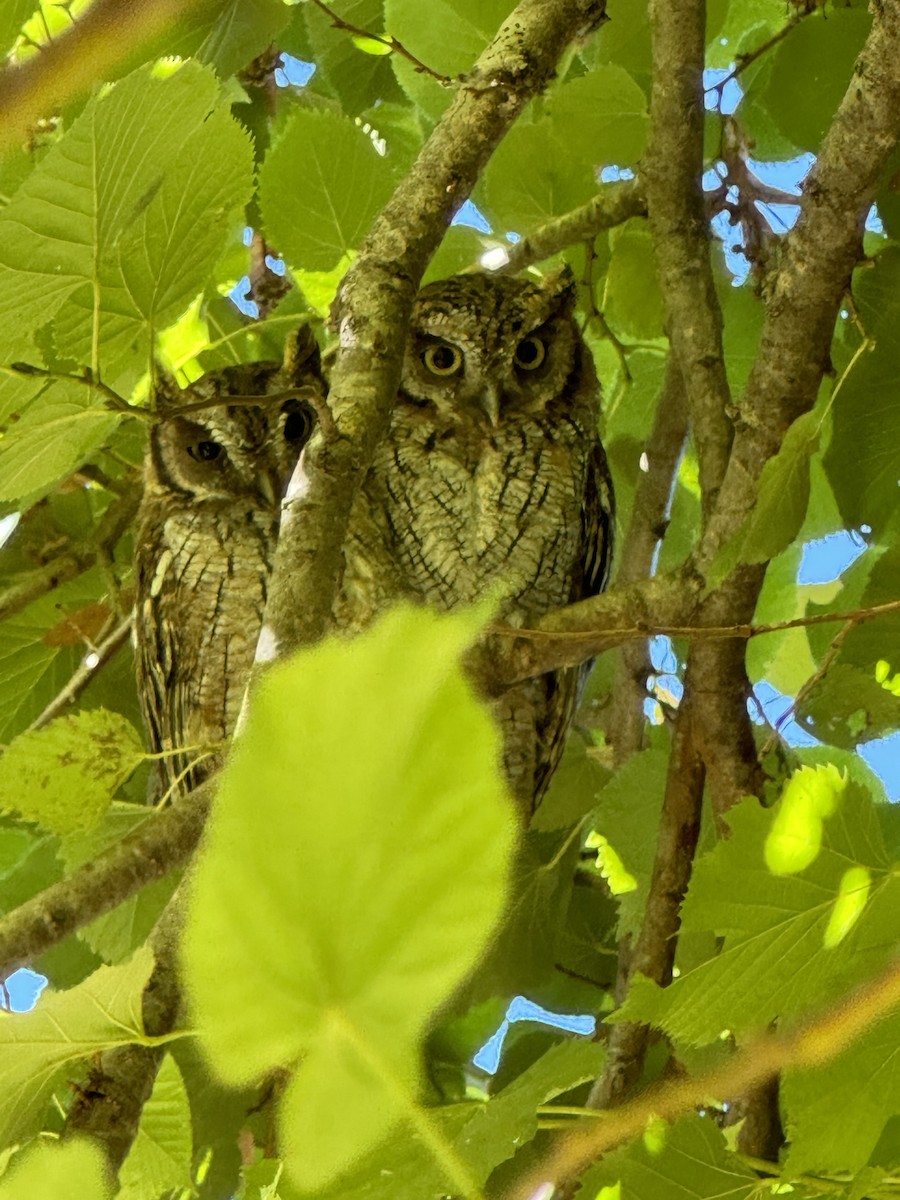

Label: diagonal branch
[0,781,211,980]
[263,0,610,657]
[501,175,647,273]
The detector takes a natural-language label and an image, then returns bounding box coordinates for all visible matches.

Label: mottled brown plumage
[134,328,322,799]
[336,271,614,814]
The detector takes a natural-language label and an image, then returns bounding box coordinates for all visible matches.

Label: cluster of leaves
[0,0,898,1199]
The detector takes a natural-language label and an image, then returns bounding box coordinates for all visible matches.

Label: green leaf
[61,806,178,963]
[0,570,107,743]
[320,1037,605,1200]
[118,1053,194,1200]
[783,1007,900,1176]
[615,786,900,1046]
[0,63,227,372]
[484,118,594,230]
[547,67,649,167]
[0,0,35,58]
[384,0,511,120]
[353,33,393,55]
[743,410,820,562]
[118,106,254,333]
[604,222,665,340]
[827,249,900,531]
[259,108,398,271]
[764,763,848,875]
[185,0,291,78]
[591,748,669,938]
[182,605,515,1194]
[0,710,143,835]
[800,662,900,748]
[765,6,872,151]
[0,946,154,1148]
[0,382,121,503]
[582,1115,758,1200]
[302,0,405,115]
[0,1138,111,1200]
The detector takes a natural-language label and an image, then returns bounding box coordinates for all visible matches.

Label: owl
[134,326,322,800]
[335,270,614,815]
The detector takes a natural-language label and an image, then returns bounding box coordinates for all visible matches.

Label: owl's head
[148,326,321,506]
[402,269,591,426]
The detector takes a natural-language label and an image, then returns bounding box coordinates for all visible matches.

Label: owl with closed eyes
[134,326,323,800]
[335,270,614,816]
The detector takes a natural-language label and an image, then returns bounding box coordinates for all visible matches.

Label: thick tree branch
[0,782,211,979]
[263,0,609,655]
[500,176,647,273]
[505,956,900,1200]
[644,0,733,520]
[0,0,207,152]
[698,0,900,571]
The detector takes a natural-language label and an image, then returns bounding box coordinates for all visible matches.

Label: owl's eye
[187,440,223,462]
[514,336,546,370]
[283,405,314,446]
[422,343,463,376]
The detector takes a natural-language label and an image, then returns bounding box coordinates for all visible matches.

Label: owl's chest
[367,419,584,609]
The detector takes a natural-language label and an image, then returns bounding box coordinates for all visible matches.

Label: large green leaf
[0,1138,111,1200]
[547,66,649,167]
[0,946,154,1148]
[0,0,35,58]
[0,62,248,394]
[615,784,900,1045]
[259,108,398,271]
[182,605,515,1194]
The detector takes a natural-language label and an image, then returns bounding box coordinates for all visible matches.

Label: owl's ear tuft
[541,265,577,315]
[283,322,322,382]
[152,364,184,416]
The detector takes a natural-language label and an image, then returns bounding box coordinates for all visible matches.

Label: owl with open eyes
[134,326,323,799]
[335,270,614,815]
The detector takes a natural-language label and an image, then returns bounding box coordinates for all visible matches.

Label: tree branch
[0,782,211,979]
[500,176,647,273]
[588,694,704,1107]
[505,956,900,1200]
[0,0,208,152]
[262,0,609,658]
[306,0,452,85]
[644,0,732,520]
[698,0,900,571]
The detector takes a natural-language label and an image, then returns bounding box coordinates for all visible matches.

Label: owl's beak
[256,471,279,508]
[478,384,501,429]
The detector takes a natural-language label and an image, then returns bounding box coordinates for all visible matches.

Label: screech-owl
[335,270,614,815]
[134,327,322,799]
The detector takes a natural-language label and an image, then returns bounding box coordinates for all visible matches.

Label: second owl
[134,326,322,800]
[336,270,614,814]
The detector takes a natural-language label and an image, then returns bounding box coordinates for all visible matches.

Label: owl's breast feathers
[366,398,602,617]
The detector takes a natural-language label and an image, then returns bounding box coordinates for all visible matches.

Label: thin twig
[5,362,152,419]
[704,11,816,107]
[25,614,133,731]
[496,596,900,648]
[306,0,452,85]
[505,956,900,1199]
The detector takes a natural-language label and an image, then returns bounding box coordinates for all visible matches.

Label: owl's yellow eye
[514,336,546,370]
[422,343,463,376]
[187,440,223,462]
